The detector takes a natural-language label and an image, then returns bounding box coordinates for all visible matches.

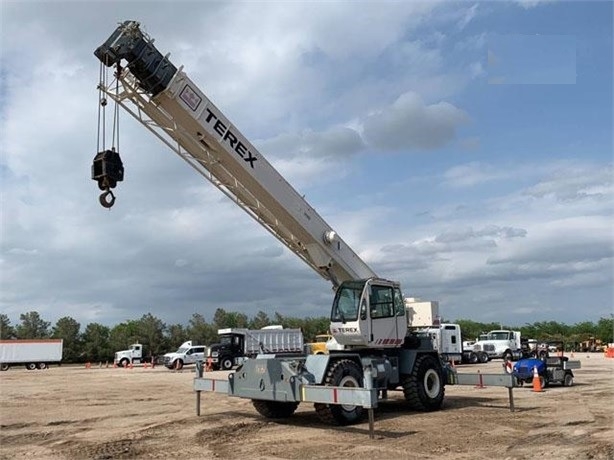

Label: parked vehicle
[207,328,304,370]
[306,334,343,354]
[113,343,159,367]
[513,342,580,387]
[461,340,489,364]
[0,339,63,371]
[163,341,207,370]
[473,330,523,361]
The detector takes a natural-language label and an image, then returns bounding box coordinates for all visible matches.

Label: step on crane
[93,20,448,426]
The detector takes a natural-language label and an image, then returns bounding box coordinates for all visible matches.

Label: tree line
[1,310,612,363]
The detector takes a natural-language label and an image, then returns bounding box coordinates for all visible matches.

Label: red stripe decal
[212,380,215,392]
[333,388,338,403]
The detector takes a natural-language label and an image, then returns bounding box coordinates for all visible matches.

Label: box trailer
[0,339,63,371]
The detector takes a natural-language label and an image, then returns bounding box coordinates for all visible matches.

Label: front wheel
[402,354,445,411]
[503,351,513,362]
[314,359,364,425]
[252,400,299,419]
[220,357,234,371]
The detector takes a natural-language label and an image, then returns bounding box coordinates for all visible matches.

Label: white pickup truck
[162,341,207,370]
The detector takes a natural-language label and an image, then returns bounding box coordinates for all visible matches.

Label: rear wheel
[0,363,9,371]
[252,400,299,419]
[563,373,574,387]
[402,355,445,411]
[38,363,48,370]
[25,363,37,371]
[469,352,479,364]
[314,359,364,425]
[479,352,489,363]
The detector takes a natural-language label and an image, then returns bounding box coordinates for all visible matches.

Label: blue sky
[1,1,612,330]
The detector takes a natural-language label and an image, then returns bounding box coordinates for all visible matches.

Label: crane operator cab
[330,278,408,348]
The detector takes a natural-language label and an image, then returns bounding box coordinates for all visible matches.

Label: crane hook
[99,189,116,208]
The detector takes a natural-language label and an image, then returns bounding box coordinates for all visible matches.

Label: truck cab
[207,333,244,370]
[473,330,522,361]
[114,343,143,367]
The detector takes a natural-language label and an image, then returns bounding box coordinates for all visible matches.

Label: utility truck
[0,339,63,371]
[207,328,304,370]
[92,21,474,426]
[473,329,522,361]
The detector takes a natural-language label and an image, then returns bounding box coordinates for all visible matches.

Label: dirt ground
[1,354,612,460]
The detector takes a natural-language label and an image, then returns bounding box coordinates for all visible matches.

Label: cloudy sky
[1,1,612,329]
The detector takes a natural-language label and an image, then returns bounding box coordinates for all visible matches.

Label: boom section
[94,21,376,286]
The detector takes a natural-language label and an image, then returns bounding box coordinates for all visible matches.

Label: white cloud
[362,92,469,151]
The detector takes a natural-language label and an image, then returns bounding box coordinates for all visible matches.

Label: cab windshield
[487,331,511,340]
[331,281,364,322]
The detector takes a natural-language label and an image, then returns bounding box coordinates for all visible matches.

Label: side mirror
[360,299,367,320]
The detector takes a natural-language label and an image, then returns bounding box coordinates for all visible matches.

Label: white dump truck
[0,339,63,371]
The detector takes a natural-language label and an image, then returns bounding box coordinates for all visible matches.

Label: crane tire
[314,359,364,425]
[252,400,299,419]
[402,354,445,411]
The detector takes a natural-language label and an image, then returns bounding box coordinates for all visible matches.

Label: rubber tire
[252,400,299,419]
[563,373,573,387]
[120,358,129,368]
[469,352,479,364]
[26,363,37,371]
[0,363,9,371]
[38,363,48,370]
[174,360,184,370]
[503,351,513,362]
[479,352,489,363]
[314,359,364,425]
[402,354,445,411]
[220,357,234,371]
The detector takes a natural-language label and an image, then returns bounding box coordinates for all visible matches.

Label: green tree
[595,316,614,344]
[81,323,111,362]
[52,316,81,363]
[249,310,271,329]
[135,313,166,358]
[109,320,140,353]
[165,323,189,351]
[0,314,15,339]
[15,311,50,338]
[213,308,248,329]
[188,313,216,345]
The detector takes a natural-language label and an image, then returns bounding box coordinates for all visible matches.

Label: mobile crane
[93,21,447,426]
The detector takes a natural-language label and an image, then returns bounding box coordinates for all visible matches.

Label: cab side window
[370,286,394,318]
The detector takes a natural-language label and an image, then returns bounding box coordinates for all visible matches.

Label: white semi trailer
[0,339,63,371]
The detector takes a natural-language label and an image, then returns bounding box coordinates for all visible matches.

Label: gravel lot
[1,353,612,459]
